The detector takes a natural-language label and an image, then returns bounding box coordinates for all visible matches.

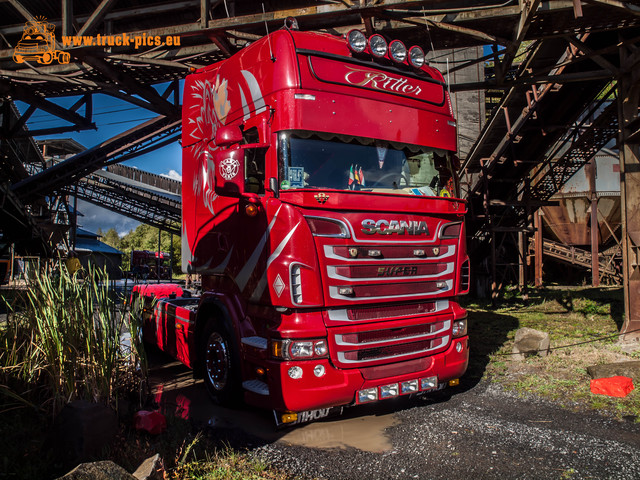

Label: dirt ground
[150,353,640,480]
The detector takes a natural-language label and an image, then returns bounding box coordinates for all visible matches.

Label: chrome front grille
[330,317,451,367]
[322,243,456,302]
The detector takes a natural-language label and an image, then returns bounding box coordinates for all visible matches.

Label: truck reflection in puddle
[149,356,398,453]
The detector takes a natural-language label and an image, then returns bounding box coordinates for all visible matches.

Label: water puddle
[149,357,398,452]
[279,414,398,452]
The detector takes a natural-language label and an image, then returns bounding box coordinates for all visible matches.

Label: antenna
[262,3,275,62]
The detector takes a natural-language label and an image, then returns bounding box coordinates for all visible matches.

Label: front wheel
[202,322,241,406]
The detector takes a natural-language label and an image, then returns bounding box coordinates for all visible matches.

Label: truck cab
[140,23,469,426]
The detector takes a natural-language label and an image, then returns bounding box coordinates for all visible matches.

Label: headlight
[452,318,467,337]
[271,338,330,360]
[347,29,367,53]
[389,40,407,63]
[408,45,425,68]
[368,34,387,58]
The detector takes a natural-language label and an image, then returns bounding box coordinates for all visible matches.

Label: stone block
[587,361,640,381]
[512,327,551,361]
[56,461,135,480]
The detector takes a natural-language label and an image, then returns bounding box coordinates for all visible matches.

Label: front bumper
[251,335,468,413]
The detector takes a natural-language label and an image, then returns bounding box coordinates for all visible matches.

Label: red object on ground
[134,410,167,435]
[590,376,635,398]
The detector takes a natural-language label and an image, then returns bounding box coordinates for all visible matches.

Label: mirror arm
[269,177,279,198]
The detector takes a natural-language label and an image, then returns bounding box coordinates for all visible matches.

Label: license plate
[274,406,343,428]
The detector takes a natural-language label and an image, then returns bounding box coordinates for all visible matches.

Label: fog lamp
[421,376,438,391]
[358,387,378,403]
[288,366,303,379]
[380,383,399,399]
[455,342,463,353]
[401,379,419,394]
[314,365,325,377]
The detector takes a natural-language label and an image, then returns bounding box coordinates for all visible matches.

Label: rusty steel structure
[1,1,640,334]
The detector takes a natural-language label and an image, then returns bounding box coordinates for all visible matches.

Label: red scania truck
[135,21,469,426]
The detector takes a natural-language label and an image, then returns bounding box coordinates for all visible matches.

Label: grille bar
[337,335,449,364]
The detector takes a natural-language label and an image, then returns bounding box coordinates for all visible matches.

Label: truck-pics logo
[361,219,429,235]
[13,17,70,65]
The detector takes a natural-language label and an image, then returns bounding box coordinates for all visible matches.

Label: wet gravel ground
[252,381,640,480]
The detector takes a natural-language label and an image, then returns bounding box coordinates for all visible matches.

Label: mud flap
[273,406,344,428]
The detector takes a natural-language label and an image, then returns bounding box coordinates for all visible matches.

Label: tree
[119,224,181,274]
[102,228,121,250]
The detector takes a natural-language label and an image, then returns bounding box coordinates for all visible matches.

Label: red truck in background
[134,21,469,426]
[130,250,172,280]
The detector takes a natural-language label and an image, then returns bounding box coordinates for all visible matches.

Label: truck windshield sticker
[288,167,305,188]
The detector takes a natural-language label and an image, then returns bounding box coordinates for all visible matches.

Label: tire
[13,54,24,63]
[202,320,241,406]
[39,52,53,65]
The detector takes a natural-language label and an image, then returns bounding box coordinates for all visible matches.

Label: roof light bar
[368,34,387,58]
[389,40,407,63]
[408,45,425,68]
[347,29,367,53]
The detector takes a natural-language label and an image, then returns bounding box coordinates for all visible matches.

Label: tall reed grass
[0,263,145,416]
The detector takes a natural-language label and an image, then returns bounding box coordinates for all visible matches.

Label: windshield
[277,131,458,198]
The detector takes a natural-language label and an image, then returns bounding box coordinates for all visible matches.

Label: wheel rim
[205,332,228,391]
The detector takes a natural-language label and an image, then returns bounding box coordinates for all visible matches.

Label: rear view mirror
[215,148,245,197]
[215,125,243,147]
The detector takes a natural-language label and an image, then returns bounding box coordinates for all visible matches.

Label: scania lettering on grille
[361,219,429,235]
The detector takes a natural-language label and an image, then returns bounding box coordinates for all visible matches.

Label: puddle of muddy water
[150,358,398,453]
[278,414,398,452]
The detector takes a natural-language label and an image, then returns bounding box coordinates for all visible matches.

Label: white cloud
[161,169,182,181]
[76,199,140,235]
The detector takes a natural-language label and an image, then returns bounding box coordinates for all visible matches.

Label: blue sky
[20,84,183,236]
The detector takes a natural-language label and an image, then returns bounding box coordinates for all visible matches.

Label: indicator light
[281,411,298,423]
[245,203,258,217]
